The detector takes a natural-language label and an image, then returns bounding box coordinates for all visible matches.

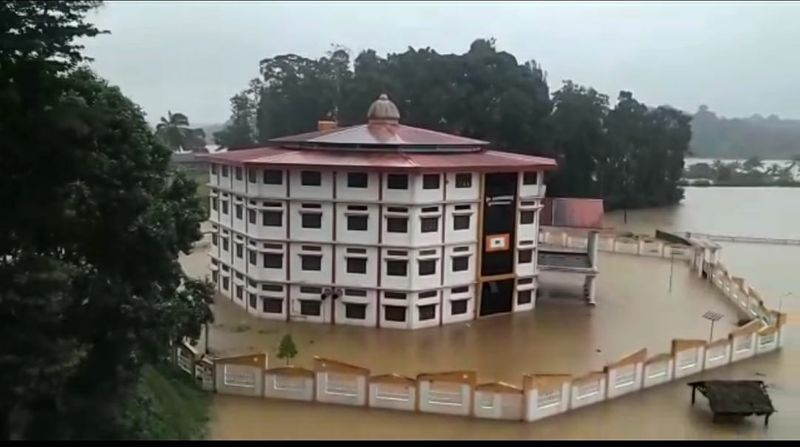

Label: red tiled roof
[269,123,489,148]
[200,146,557,172]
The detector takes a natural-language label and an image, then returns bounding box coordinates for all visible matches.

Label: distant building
[202,94,557,329]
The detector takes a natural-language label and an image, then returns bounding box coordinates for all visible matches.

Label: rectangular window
[249,250,257,265]
[221,238,229,251]
[235,285,243,299]
[345,303,367,320]
[212,233,218,246]
[235,167,243,181]
[248,209,256,224]
[300,300,321,316]
[235,243,243,259]
[301,170,321,186]
[235,204,243,220]
[420,217,438,233]
[518,290,532,305]
[537,389,561,409]
[347,172,368,188]
[221,201,229,215]
[222,277,229,290]
[211,164,218,175]
[347,215,368,231]
[419,290,438,299]
[263,298,283,313]
[419,259,436,276]
[263,169,283,184]
[301,255,322,271]
[386,174,408,190]
[386,260,408,276]
[520,211,535,224]
[385,305,406,322]
[221,166,229,177]
[453,214,470,230]
[223,364,255,388]
[249,293,257,309]
[455,173,472,188]
[418,304,436,321]
[452,286,469,294]
[387,217,408,233]
[262,210,282,227]
[518,249,533,264]
[302,213,322,229]
[346,258,367,274]
[262,253,283,269]
[452,256,469,272]
[299,286,322,294]
[211,197,218,211]
[384,292,406,300]
[345,289,367,297]
[451,299,468,315]
[523,172,538,185]
[248,168,256,183]
[422,174,440,189]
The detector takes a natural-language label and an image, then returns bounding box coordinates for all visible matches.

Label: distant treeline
[690,106,800,159]
[214,39,691,210]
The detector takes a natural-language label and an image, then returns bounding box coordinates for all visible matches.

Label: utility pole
[668,251,675,293]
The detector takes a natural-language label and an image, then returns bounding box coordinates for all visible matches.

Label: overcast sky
[82,1,800,125]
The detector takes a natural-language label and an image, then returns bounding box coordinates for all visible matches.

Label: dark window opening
[262,253,283,269]
[249,293,257,309]
[221,238,229,251]
[518,290,532,305]
[301,171,321,186]
[386,174,408,190]
[263,298,283,313]
[386,260,408,276]
[451,299,468,315]
[263,170,283,184]
[235,204,243,220]
[235,244,243,259]
[347,215,368,231]
[235,168,243,181]
[222,277,229,290]
[262,210,282,226]
[523,172,538,185]
[347,172,368,188]
[302,213,322,229]
[418,304,436,321]
[300,300,321,316]
[420,217,438,233]
[301,255,321,271]
[346,258,367,274]
[249,250,257,265]
[385,305,406,322]
[387,217,408,233]
[248,169,256,183]
[520,211,535,224]
[455,173,472,188]
[453,214,470,230]
[422,174,440,189]
[248,209,256,224]
[419,259,436,276]
[518,249,533,264]
[452,256,469,272]
[235,285,243,299]
[345,303,367,320]
[221,201,229,214]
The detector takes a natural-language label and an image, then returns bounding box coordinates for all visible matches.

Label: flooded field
[179,187,800,439]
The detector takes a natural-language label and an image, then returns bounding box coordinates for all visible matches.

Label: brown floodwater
[179,187,800,439]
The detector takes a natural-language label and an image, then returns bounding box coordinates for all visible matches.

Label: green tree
[214,84,258,149]
[0,1,212,439]
[155,111,207,152]
[277,334,298,366]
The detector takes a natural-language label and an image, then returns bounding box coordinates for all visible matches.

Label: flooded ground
[179,187,800,439]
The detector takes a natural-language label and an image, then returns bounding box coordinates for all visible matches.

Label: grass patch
[127,365,211,440]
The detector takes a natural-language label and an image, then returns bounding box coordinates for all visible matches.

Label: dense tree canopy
[217,39,691,209]
[691,105,800,159]
[0,1,212,439]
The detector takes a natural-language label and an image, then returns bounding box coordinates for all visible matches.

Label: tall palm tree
[155,111,207,152]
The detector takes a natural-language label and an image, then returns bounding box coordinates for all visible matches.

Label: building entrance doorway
[479,279,514,316]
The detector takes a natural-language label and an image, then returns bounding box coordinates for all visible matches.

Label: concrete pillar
[584,275,597,305]
[637,239,644,255]
[587,231,599,269]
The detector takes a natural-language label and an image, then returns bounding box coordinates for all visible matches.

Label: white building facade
[204,95,556,329]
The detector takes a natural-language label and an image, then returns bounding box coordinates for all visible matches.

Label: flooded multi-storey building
[203,94,560,329]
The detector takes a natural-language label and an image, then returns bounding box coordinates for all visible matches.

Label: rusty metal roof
[269,123,489,149]
[541,198,605,229]
[201,146,557,172]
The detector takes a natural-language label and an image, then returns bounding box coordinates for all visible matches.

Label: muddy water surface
[181,187,800,439]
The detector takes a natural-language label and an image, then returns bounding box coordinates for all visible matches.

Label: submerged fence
[174,229,787,424]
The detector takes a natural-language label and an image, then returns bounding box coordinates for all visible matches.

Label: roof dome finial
[367,93,400,124]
